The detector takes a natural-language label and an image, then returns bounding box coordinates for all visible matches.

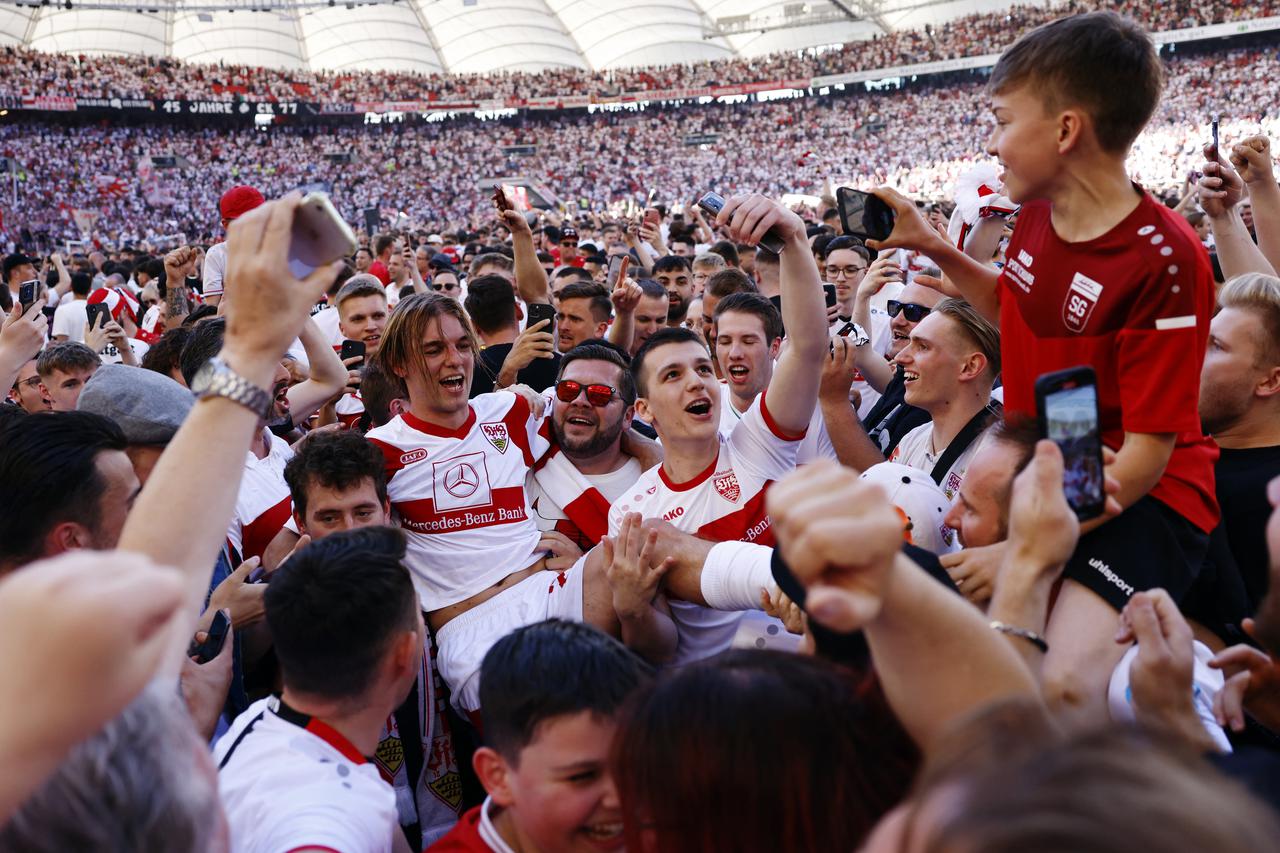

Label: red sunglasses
[555,380,618,407]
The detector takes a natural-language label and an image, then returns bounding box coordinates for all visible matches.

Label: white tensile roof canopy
[0,0,1036,76]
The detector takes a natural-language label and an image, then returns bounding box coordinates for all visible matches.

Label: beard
[667,297,688,324]
[554,413,626,459]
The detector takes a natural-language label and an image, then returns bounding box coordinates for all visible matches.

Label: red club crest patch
[713,470,741,503]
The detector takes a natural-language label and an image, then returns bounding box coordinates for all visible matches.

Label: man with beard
[1197,273,1280,610]
[179,316,347,563]
[654,256,693,328]
[527,344,645,554]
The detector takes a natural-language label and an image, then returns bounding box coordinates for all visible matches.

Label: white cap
[858,462,959,555]
[427,234,444,244]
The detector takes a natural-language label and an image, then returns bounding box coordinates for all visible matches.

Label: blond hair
[1218,272,1280,366]
[377,293,478,381]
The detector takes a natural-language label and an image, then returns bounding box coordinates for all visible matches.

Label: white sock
[699,541,778,611]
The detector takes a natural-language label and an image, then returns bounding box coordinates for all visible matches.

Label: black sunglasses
[555,380,618,407]
[886,301,931,323]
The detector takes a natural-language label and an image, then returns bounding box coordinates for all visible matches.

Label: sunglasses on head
[555,380,618,407]
[886,301,931,323]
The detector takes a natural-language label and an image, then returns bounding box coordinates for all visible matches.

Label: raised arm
[868,187,1002,323]
[851,255,902,393]
[716,194,826,436]
[819,338,886,471]
[116,193,341,680]
[768,462,1041,751]
[284,317,348,423]
[1201,148,1276,278]
[606,278,641,352]
[1231,136,1280,275]
[500,208,551,305]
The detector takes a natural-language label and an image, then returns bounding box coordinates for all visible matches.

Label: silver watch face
[191,357,222,395]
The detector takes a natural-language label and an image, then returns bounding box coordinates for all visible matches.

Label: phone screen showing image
[1042,382,1105,520]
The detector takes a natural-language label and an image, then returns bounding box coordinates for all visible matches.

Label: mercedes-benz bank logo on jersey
[1063,272,1104,334]
[432,452,493,511]
[443,463,480,498]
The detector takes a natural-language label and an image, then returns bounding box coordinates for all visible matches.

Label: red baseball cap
[219,186,265,221]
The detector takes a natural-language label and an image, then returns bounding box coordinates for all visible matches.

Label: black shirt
[862,368,930,459]
[469,344,561,397]
[1216,444,1280,608]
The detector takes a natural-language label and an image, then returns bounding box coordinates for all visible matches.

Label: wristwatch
[191,356,272,417]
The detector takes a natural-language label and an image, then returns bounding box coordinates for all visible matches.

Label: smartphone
[526,301,556,338]
[606,255,630,289]
[18,279,39,316]
[1035,366,1106,522]
[493,186,513,212]
[1210,117,1219,161]
[696,192,785,254]
[86,302,111,331]
[188,609,231,664]
[837,188,896,243]
[823,284,837,308]
[340,339,367,364]
[289,192,358,279]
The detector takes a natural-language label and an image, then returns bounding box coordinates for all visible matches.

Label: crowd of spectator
[0,0,1274,106]
[1,43,1275,248]
[4,10,1280,853]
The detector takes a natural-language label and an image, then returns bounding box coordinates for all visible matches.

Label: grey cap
[77,363,194,445]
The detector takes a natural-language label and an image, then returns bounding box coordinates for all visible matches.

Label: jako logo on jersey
[480,422,509,454]
[400,448,428,465]
[1063,272,1104,334]
[662,507,684,521]
[713,470,741,503]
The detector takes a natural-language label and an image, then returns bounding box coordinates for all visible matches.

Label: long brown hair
[377,292,479,382]
[610,650,919,853]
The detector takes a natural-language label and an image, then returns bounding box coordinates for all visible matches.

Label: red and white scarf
[531,443,612,548]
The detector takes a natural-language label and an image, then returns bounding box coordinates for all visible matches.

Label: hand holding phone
[696,192,786,254]
[1210,117,1219,162]
[836,188,896,243]
[1035,366,1106,521]
[493,186,513,213]
[339,339,366,365]
[86,302,111,332]
[18,279,38,316]
[188,609,232,664]
[526,301,556,340]
[289,192,358,279]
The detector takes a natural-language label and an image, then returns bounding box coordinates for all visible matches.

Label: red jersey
[997,192,1218,532]
[368,260,391,286]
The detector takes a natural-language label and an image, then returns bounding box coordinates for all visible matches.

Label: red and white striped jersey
[367,392,552,611]
[227,430,294,564]
[608,393,802,663]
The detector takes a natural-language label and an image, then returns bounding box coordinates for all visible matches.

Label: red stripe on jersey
[402,406,478,440]
[395,485,531,534]
[501,393,536,467]
[337,410,362,430]
[759,390,807,442]
[368,437,410,483]
[240,494,293,562]
[695,486,775,546]
[659,451,720,492]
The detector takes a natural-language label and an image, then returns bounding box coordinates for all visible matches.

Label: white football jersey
[889,420,993,502]
[227,430,294,563]
[609,393,801,664]
[367,392,551,610]
[215,697,400,853]
[717,382,833,465]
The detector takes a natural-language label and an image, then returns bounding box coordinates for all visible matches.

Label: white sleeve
[258,808,394,853]
[728,393,801,483]
[202,244,227,297]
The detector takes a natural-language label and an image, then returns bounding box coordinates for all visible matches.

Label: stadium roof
[0,0,1030,75]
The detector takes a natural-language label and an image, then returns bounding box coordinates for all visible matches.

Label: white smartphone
[289,192,357,278]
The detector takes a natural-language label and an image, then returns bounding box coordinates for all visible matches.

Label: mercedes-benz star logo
[443,462,480,498]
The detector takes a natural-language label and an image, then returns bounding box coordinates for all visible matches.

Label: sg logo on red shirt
[1062,272,1104,334]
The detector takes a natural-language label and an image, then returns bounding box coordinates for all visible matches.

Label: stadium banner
[2,18,1279,121]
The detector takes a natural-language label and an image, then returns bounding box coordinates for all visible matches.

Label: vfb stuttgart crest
[713,470,741,503]
[480,422,509,454]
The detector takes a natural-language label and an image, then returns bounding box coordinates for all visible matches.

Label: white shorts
[435,559,587,714]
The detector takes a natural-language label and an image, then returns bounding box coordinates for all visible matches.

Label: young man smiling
[609,194,828,663]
